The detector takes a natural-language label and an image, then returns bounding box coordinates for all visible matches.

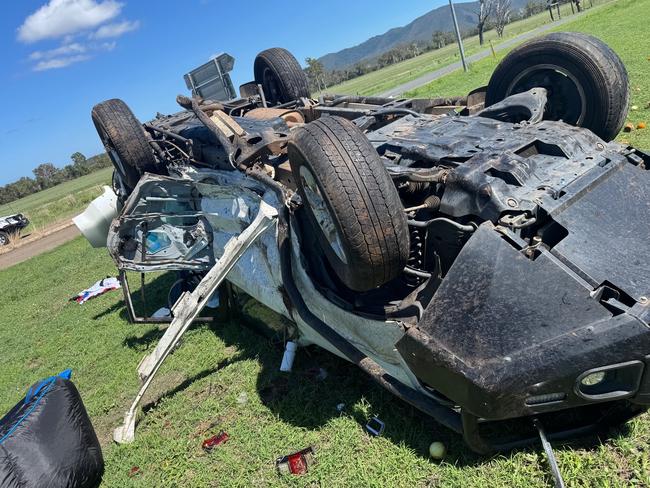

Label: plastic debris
[202,431,229,452]
[336,403,346,413]
[365,416,385,436]
[276,446,316,475]
[280,341,297,372]
[631,105,639,111]
[236,392,249,405]
[429,441,447,460]
[306,367,328,381]
[206,291,220,309]
[71,277,121,304]
[638,122,647,130]
[152,307,171,319]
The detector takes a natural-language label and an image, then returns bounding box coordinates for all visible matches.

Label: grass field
[322,0,614,97]
[405,0,650,150]
[1,237,649,487]
[0,166,112,233]
[1,1,650,487]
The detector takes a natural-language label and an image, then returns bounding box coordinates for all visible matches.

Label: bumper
[397,222,650,420]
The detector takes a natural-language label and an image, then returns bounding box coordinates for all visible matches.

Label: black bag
[0,370,104,488]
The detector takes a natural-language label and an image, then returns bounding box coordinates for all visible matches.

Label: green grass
[1,2,650,486]
[322,1,612,97]
[0,167,112,233]
[405,0,650,150]
[0,237,649,487]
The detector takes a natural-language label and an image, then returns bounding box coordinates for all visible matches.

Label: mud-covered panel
[417,223,610,364]
[552,163,650,301]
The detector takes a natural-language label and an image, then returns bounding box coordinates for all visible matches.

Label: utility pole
[448,0,469,72]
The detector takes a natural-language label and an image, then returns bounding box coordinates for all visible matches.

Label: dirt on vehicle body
[78,34,650,453]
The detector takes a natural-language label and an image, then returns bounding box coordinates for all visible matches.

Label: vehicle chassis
[107,85,650,455]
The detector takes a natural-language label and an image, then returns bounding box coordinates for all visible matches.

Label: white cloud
[29,42,86,60]
[29,41,116,71]
[34,54,92,71]
[90,19,139,39]
[100,41,117,51]
[18,0,123,43]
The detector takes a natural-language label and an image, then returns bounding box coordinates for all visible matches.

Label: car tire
[485,32,629,141]
[254,48,310,105]
[0,231,9,247]
[91,99,156,191]
[288,116,409,292]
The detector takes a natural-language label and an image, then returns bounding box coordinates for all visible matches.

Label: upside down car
[76,32,650,453]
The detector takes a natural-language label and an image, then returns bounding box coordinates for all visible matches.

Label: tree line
[304,0,557,92]
[0,152,112,206]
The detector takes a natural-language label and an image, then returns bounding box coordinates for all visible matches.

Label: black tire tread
[91,99,156,173]
[486,32,628,141]
[254,48,310,103]
[289,116,409,291]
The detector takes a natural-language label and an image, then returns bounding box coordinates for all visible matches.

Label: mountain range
[318,0,530,70]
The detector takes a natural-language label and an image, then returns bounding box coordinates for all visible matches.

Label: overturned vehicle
[79,33,650,453]
[0,214,29,246]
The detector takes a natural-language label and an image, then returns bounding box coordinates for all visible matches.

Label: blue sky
[0,0,445,185]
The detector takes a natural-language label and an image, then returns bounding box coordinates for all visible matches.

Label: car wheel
[91,99,157,191]
[0,231,9,246]
[254,48,310,105]
[288,116,409,292]
[485,32,629,141]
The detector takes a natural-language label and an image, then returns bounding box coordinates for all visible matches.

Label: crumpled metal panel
[288,224,420,389]
[109,169,420,390]
[417,223,610,364]
[551,163,650,301]
[369,114,618,222]
[397,223,650,419]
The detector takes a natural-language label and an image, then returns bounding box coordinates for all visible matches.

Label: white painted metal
[114,200,278,444]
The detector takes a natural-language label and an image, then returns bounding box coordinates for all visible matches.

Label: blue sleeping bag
[0,370,104,488]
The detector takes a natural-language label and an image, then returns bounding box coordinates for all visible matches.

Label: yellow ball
[429,441,446,459]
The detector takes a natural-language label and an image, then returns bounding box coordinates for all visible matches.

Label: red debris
[202,431,230,452]
[128,466,141,478]
[276,446,316,475]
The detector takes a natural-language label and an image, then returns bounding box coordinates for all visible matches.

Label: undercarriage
[77,33,650,454]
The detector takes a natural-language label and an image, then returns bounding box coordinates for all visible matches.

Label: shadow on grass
[141,354,247,414]
[101,274,639,468]
[208,306,640,468]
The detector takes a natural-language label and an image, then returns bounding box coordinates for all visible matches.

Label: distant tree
[475,0,496,45]
[0,151,113,206]
[524,0,546,16]
[32,163,61,190]
[70,151,91,177]
[71,152,86,165]
[305,58,327,92]
[10,177,39,200]
[494,0,512,37]
[432,30,448,49]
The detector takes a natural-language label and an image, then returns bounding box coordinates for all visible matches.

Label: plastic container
[280,341,297,372]
[73,186,118,248]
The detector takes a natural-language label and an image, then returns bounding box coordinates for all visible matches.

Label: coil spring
[406,227,425,285]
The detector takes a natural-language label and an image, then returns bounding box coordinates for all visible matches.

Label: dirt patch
[0,223,80,270]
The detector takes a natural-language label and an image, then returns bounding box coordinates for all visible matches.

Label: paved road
[0,224,80,271]
[379,13,585,97]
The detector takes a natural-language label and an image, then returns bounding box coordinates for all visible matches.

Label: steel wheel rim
[261,66,282,103]
[299,165,347,264]
[507,64,587,125]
